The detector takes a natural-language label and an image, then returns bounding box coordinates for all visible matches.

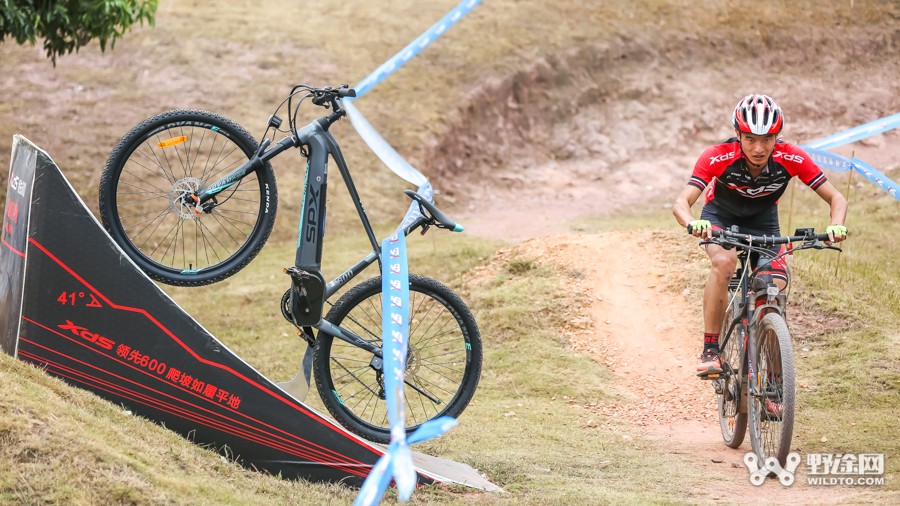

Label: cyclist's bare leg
[703,243,737,335]
[696,243,736,376]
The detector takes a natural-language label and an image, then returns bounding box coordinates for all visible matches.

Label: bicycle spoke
[117,179,168,197]
[132,145,177,184]
[125,208,171,246]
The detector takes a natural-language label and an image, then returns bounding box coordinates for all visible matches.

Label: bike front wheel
[99,110,278,286]
[749,312,796,466]
[717,290,748,448]
[313,274,483,443]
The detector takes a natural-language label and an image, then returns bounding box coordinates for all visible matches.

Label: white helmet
[732,94,784,135]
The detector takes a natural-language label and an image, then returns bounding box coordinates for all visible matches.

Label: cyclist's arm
[673,185,704,230]
[813,180,849,243]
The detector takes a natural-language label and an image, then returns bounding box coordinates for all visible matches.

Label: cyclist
[672,94,848,378]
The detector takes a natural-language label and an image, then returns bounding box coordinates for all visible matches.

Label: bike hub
[169,177,212,218]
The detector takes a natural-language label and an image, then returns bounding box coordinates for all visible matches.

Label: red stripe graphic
[18,346,370,478]
[19,318,362,469]
[23,238,386,464]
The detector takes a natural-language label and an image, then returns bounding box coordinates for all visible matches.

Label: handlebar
[706,227,831,246]
[310,84,357,106]
[691,226,842,256]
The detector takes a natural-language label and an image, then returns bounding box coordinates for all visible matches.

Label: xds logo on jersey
[726,182,786,198]
[774,151,804,163]
[709,151,736,165]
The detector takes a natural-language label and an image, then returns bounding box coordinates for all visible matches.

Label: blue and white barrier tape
[350,4,481,503]
[354,192,457,506]
[344,101,428,187]
[803,112,900,150]
[800,112,900,202]
[350,0,483,100]
[804,147,855,172]
[804,148,899,201]
[345,0,483,188]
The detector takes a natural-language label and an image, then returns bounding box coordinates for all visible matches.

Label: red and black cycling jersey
[687,137,828,217]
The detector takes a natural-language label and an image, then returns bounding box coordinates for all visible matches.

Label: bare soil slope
[426,27,900,239]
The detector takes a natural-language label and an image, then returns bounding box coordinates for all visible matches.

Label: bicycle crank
[284,266,326,326]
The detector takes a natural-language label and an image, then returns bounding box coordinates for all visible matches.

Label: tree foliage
[0,0,158,63]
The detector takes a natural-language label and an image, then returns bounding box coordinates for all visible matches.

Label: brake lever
[699,239,735,250]
[411,200,436,227]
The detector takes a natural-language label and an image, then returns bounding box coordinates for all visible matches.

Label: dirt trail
[471,229,880,504]
[432,22,900,501]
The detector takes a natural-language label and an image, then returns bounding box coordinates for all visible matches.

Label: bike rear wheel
[313,274,482,443]
[749,312,796,466]
[717,290,747,448]
[99,110,277,286]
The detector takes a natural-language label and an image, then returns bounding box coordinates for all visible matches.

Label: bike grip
[404,190,463,232]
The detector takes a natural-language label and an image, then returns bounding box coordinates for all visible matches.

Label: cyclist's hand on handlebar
[687,219,712,239]
[825,224,848,244]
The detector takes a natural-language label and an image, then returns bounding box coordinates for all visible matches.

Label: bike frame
[189,104,429,358]
[719,250,786,413]
[714,230,836,413]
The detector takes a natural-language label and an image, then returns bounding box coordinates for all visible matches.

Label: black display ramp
[0,135,499,492]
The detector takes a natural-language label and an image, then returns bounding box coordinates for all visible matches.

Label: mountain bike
[698,226,841,466]
[98,84,483,443]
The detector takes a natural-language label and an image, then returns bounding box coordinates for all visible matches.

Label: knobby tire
[749,312,796,467]
[313,275,482,443]
[99,110,277,286]
[717,290,748,449]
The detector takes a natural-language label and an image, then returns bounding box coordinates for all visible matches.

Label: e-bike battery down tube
[283,126,330,327]
[296,129,329,268]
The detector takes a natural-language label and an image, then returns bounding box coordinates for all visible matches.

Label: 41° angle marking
[56,291,103,308]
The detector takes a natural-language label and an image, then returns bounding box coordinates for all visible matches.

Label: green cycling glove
[826,225,848,239]
[687,219,711,235]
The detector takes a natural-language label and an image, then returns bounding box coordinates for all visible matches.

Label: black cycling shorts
[699,202,787,281]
